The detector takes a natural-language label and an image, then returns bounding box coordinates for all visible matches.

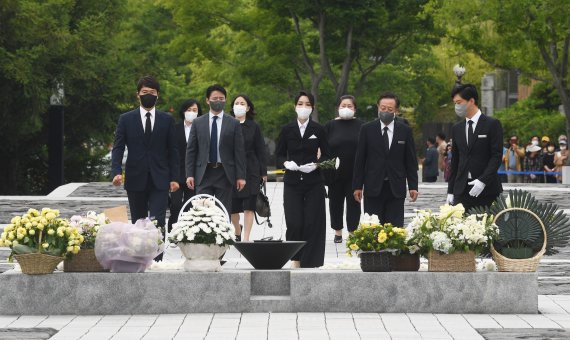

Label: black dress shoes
[334,235,342,243]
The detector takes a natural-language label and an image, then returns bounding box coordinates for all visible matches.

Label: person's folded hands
[298,163,317,173]
[284,161,299,171]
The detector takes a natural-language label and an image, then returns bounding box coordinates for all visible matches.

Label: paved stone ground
[1,181,570,339]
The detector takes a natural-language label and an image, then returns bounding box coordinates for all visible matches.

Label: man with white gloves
[446,84,504,211]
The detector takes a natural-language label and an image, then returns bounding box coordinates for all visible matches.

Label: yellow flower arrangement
[346,214,408,257]
[0,208,83,260]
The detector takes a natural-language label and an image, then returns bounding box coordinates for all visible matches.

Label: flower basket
[428,250,475,272]
[14,253,63,275]
[392,253,420,271]
[178,243,228,272]
[169,194,235,272]
[490,208,546,272]
[63,249,106,272]
[359,251,392,272]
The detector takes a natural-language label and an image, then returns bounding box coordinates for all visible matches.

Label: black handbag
[255,182,272,228]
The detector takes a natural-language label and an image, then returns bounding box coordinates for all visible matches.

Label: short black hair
[436,132,446,141]
[427,137,436,145]
[137,76,160,93]
[377,92,400,108]
[206,84,227,99]
[178,99,202,120]
[231,94,256,119]
[295,91,315,110]
[337,95,357,110]
[451,83,478,105]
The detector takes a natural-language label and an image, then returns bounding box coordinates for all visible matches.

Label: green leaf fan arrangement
[469,189,570,257]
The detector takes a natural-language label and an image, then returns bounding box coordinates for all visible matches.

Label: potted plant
[470,189,570,271]
[406,204,498,272]
[169,196,235,272]
[65,211,110,272]
[346,214,407,272]
[0,208,83,274]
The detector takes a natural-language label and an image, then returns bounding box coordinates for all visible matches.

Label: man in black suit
[446,84,503,211]
[111,76,179,232]
[353,92,419,228]
[186,84,246,214]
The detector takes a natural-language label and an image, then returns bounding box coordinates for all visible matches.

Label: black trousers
[197,167,233,216]
[168,183,195,231]
[127,175,169,227]
[328,177,360,232]
[127,175,169,262]
[284,182,326,268]
[423,176,437,183]
[454,188,498,212]
[363,181,405,227]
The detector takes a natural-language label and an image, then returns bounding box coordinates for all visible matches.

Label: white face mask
[296,107,312,120]
[561,145,567,150]
[338,107,355,119]
[233,104,247,118]
[184,111,198,122]
[531,140,539,146]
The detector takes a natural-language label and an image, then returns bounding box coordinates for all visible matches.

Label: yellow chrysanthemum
[29,229,36,236]
[45,212,56,220]
[42,243,49,249]
[378,233,387,243]
[349,243,359,250]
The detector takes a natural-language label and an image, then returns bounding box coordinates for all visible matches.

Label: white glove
[468,179,486,197]
[298,163,317,173]
[284,161,299,171]
[446,194,454,205]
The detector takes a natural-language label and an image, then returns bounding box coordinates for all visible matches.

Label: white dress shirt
[184,122,191,142]
[139,107,156,132]
[209,111,223,163]
[380,120,395,149]
[465,109,482,179]
[298,119,309,137]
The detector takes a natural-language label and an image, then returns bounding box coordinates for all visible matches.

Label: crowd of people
[110,75,560,268]
[425,134,569,184]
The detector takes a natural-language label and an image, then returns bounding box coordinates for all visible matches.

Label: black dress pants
[284,182,326,268]
[197,167,233,216]
[127,175,169,261]
[127,175,169,227]
[363,181,405,227]
[168,183,195,231]
[328,177,360,232]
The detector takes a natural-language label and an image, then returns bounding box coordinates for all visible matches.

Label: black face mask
[140,94,158,109]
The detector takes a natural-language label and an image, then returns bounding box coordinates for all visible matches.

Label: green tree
[0,0,134,194]
[438,0,570,136]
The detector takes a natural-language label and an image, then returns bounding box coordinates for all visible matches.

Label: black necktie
[145,112,152,143]
[209,115,218,163]
[467,120,474,147]
[383,126,390,153]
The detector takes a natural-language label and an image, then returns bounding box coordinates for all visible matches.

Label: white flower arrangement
[453,64,466,77]
[169,198,235,246]
[406,204,499,255]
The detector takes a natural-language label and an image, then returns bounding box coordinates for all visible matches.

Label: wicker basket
[359,251,392,272]
[491,208,546,272]
[14,253,64,275]
[428,250,475,272]
[64,249,107,272]
[392,253,420,271]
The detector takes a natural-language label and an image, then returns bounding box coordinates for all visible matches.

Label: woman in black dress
[168,99,202,230]
[324,95,363,243]
[230,95,267,241]
[276,91,332,268]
